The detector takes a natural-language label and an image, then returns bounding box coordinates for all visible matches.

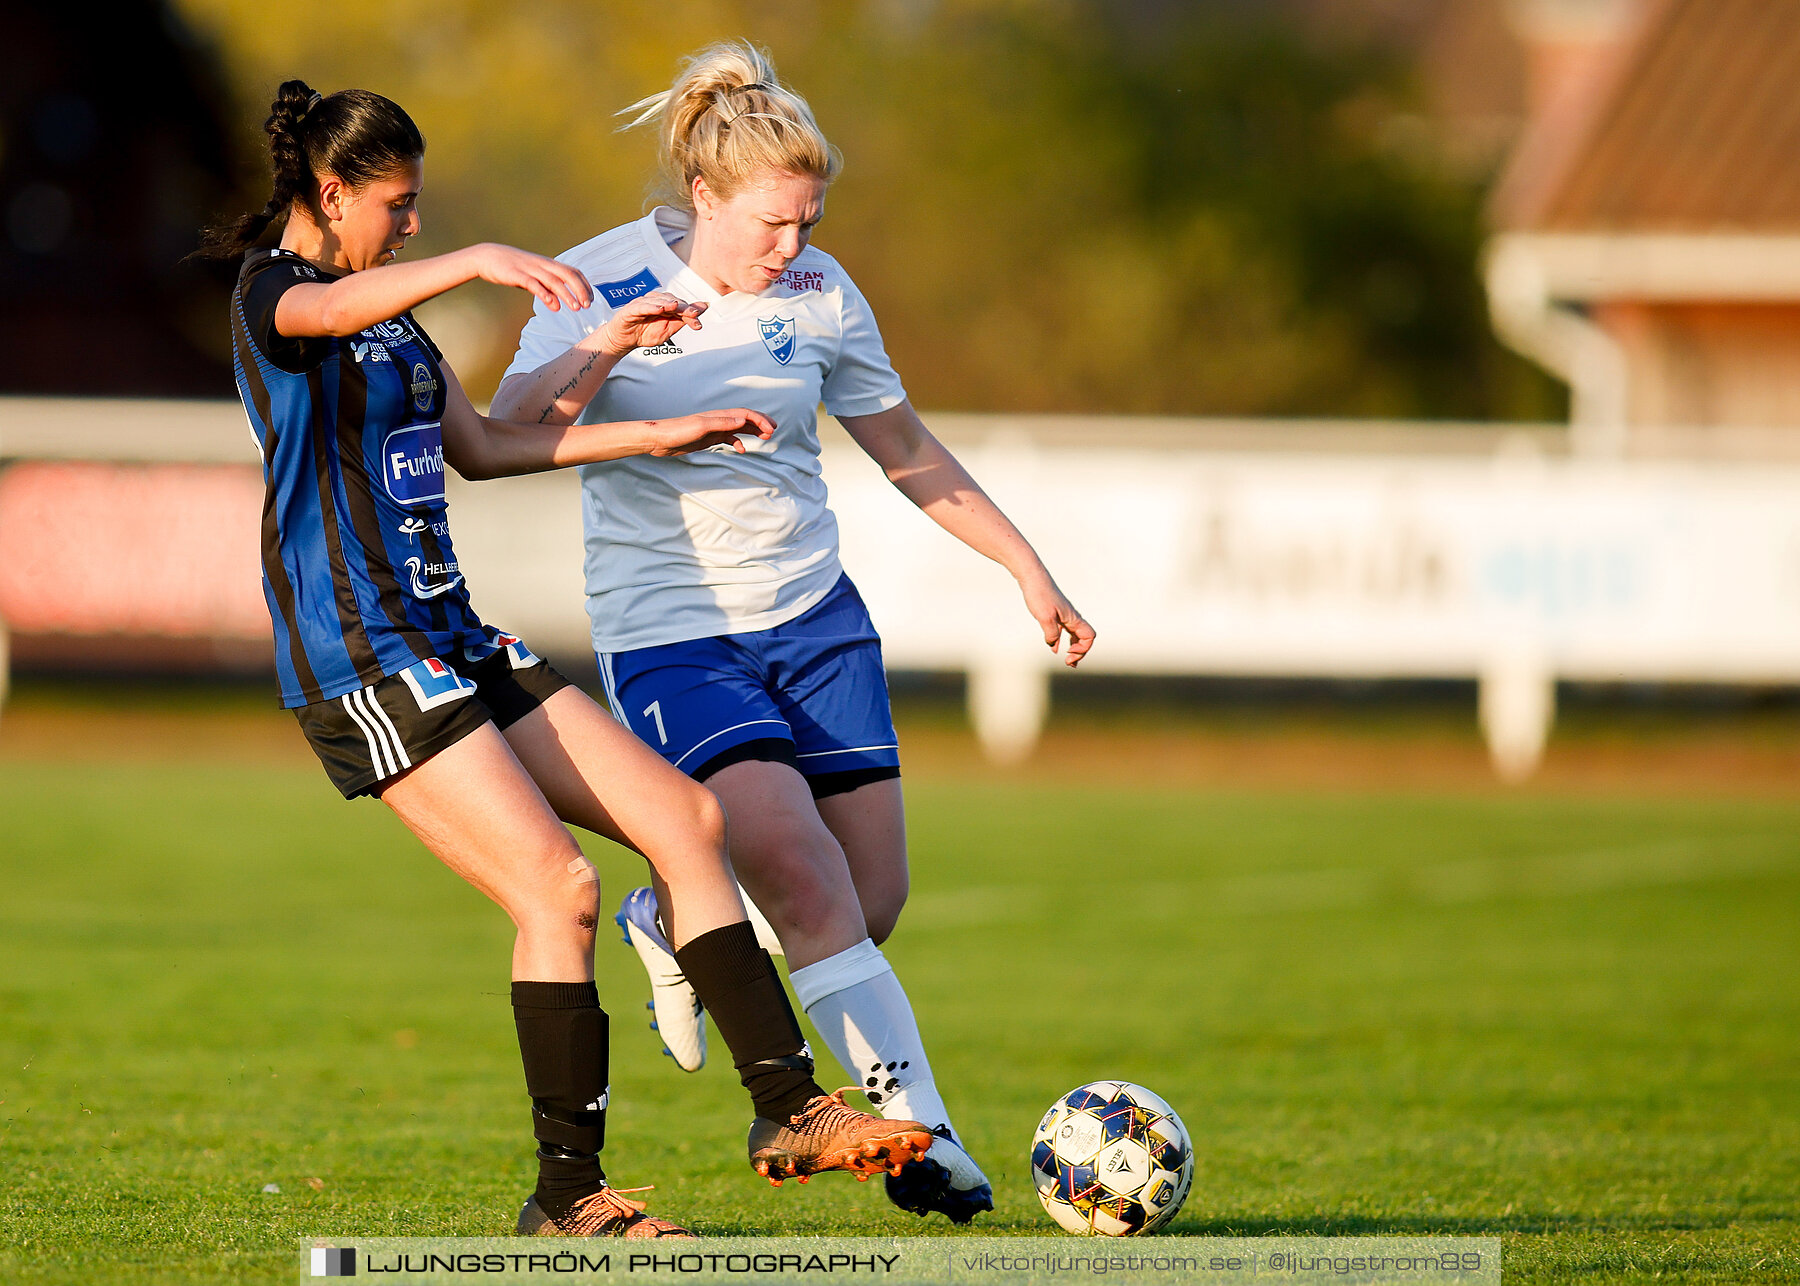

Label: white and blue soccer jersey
[503,207,907,654]
[231,248,498,708]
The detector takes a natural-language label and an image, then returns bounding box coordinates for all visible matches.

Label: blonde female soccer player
[493,42,1095,1223]
[208,78,935,1240]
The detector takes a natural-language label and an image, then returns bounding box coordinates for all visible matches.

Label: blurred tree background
[5,0,1563,420]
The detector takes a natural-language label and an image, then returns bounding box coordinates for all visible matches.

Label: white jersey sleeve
[505,209,913,653]
[503,290,602,384]
[502,228,652,382]
[821,272,907,419]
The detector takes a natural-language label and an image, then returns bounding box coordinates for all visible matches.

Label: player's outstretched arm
[438,363,770,480]
[491,292,710,426]
[840,399,1096,668]
[273,243,592,340]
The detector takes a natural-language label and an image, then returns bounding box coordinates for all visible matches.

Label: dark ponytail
[193,80,425,261]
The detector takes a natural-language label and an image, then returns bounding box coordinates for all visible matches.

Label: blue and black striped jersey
[230,248,497,708]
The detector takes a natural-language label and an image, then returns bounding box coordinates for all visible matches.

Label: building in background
[1485,0,1800,455]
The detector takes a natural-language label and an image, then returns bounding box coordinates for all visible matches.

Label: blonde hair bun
[621,40,841,208]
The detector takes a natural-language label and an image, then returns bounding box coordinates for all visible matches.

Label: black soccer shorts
[293,641,571,799]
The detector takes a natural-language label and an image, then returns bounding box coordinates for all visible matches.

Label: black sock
[675,922,825,1122]
[512,980,608,1218]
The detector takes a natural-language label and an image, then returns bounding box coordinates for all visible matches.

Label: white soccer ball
[1031,1081,1193,1236]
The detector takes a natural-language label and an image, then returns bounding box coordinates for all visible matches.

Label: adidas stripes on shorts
[293,641,571,799]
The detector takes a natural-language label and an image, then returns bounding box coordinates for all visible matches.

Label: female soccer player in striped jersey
[493,42,1096,1224]
[205,79,936,1239]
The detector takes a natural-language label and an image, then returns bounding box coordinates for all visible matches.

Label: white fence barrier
[6,398,1800,778]
[827,426,1800,777]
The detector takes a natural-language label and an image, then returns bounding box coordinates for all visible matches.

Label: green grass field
[3,706,1799,1283]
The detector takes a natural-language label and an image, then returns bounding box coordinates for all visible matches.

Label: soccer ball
[1031,1081,1192,1236]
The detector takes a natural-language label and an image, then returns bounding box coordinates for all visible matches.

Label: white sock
[738,884,784,957]
[790,939,952,1133]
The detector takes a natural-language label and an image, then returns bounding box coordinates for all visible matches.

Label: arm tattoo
[537,350,604,423]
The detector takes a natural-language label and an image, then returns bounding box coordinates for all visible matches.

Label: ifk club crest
[759,315,796,365]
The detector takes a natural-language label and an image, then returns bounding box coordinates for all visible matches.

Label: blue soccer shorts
[597,574,901,799]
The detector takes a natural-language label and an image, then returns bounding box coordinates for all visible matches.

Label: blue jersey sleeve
[240,253,334,375]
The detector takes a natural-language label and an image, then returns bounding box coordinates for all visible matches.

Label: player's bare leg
[505,690,932,1185]
[817,777,909,945]
[502,688,747,943]
[380,723,690,1236]
[507,686,742,1071]
[702,759,870,968]
[382,721,598,983]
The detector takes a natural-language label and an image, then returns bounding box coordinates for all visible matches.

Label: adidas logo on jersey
[641,340,683,356]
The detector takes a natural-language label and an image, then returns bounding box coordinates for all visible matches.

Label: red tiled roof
[1495,0,1800,231]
